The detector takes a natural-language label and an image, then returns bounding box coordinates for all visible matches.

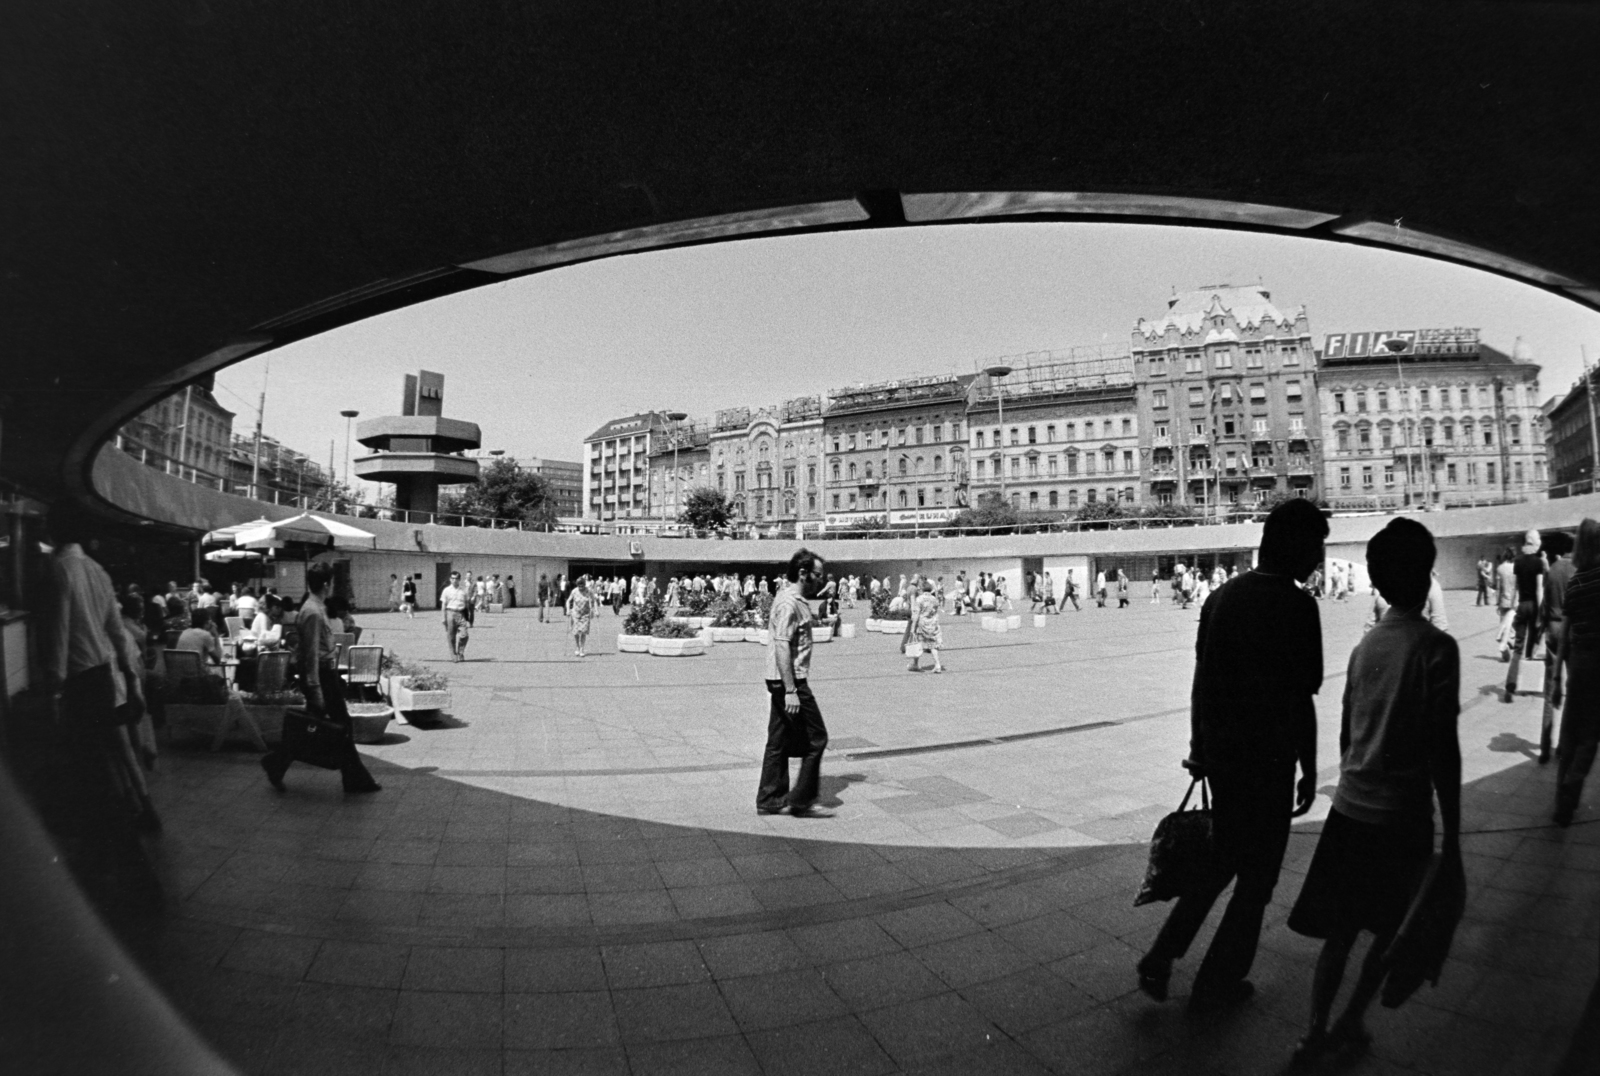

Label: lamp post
[665,411,688,526]
[983,364,1013,508]
[295,455,307,507]
[1381,338,1419,508]
[339,409,359,492]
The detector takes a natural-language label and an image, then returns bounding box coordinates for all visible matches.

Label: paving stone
[601,940,710,989]
[390,989,505,1049]
[855,991,1003,1068]
[622,1034,762,1076]
[820,950,951,1011]
[505,947,608,994]
[717,967,849,1031]
[695,931,811,979]
[610,983,740,1042]
[504,991,620,1050]
[307,941,413,990]
[503,1046,630,1075]
[219,930,323,980]
[403,946,505,993]
[743,1015,898,1076]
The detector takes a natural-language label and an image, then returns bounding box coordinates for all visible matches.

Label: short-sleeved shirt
[1335,609,1459,829]
[763,584,814,683]
[440,584,468,611]
[1191,570,1323,772]
[1513,553,1546,604]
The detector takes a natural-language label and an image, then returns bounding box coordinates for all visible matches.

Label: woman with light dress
[905,579,945,673]
[567,576,597,657]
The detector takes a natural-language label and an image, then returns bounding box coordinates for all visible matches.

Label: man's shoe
[1136,954,1172,1001]
[260,755,286,791]
[1503,686,1516,702]
[789,804,835,818]
[344,780,382,794]
[1189,979,1254,1012]
[755,805,785,815]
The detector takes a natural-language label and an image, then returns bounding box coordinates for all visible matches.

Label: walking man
[537,573,550,622]
[400,574,416,619]
[440,571,469,662]
[1137,498,1327,1011]
[756,549,832,818]
[1476,554,1493,606]
[1505,529,1547,702]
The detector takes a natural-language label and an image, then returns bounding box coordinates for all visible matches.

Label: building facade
[966,350,1139,513]
[519,457,583,518]
[822,375,973,527]
[646,422,712,521]
[582,412,669,521]
[1133,285,1321,511]
[228,433,334,503]
[118,374,235,483]
[1546,372,1600,496]
[353,370,481,515]
[709,397,826,525]
[1317,330,1545,509]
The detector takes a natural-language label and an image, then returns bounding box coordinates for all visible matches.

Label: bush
[708,594,751,628]
[380,651,450,691]
[682,588,713,615]
[623,592,665,635]
[869,589,910,620]
[753,590,775,626]
[650,619,701,639]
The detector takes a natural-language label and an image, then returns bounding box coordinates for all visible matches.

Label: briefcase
[1133,776,1215,906]
[282,707,351,770]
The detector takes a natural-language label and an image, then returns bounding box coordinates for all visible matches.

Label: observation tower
[353,370,481,514]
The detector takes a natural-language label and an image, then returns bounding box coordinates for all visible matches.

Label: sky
[211,222,1600,489]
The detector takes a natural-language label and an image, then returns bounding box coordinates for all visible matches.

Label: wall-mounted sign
[1323,328,1479,360]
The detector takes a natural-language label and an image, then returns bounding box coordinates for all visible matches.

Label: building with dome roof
[1316,329,1545,509]
[1132,284,1322,513]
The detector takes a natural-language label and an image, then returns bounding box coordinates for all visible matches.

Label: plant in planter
[381,652,452,713]
[707,594,751,641]
[647,617,709,656]
[682,588,713,616]
[620,592,664,651]
[866,588,911,631]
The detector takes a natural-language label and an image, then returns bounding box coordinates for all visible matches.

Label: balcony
[1151,434,1172,448]
[1287,458,1315,475]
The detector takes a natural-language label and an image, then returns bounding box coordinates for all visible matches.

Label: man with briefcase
[259,562,381,795]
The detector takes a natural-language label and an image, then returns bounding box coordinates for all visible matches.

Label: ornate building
[117,373,235,484]
[709,396,825,524]
[967,349,1138,513]
[1133,285,1321,511]
[822,375,973,527]
[1318,330,1546,509]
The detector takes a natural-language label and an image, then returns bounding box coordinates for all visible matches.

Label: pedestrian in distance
[537,573,550,622]
[1151,571,1162,604]
[400,574,416,619]
[756,549,832,818]
[1117,569,1130,608]
[1095,569,1108,608]
[1137,498,1328,1012]
[1063,569,1081,612]
[439,571,469,662]
[387,573,401,612]
[1476,554,1493,606]
[567,575,596,657]
[905,578,945,674]
[1287,517,1460,1065]
[1505,529,1547,703]
[1043,571,1057,613]
[1555,518,1600,827]
[1494,547,1517,658]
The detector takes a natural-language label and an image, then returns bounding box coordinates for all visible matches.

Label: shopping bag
[1133,777,1214,906]
[282,707,351,770]
[903,641,924,657]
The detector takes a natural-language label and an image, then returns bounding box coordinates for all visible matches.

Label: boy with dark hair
[1287,517,1460,1062]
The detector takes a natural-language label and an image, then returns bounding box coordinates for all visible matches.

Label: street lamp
[1380,339,1425,508]
[340,409,359,491]
[983,365,1013,507]
[295,455,308,506]
[665,411,688,525]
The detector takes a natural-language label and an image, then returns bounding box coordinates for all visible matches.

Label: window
[1252,418,1268,435]
[1155,422,1169,439]
[1483,427,1495,447]
[1286,380,1302,401]
[1376,389,1388,411]
[1220,384,1233,404]
[933,454,942,473]
[1339,466,1351,489]
[934,487,944,505]
[1419,387,1431,410]
[1047,455,1058,476]
[735,474,745,491]
[847,492,857,507]
[898,489,908,507]
[1446,463,1457,484]
[1246,347,1263,369]
[847,433,857,450]
[915,426,924,444]
[1193,421,1206,438]
[1184,351,1202,373]
[1086,488,1097,504]
[1068,489,1079,507]
[1384,465,1395,486]
[1486,461,1496,484]
[1048,490,1058,508]
[1066,452,1078,476]
[831,494,840,509]
[1334,392,1346,413]
[1440,420,1453,444]
[848,462,857,479]
[1123,450,1134,472]
[1188,386,1205,406]
[864,462,873,479]
[1215,349,1233,369]
[1103,450,1116,473]
[1336,426,1350,452]
[1122,418,1132,436]
[1028,491,1039,509]
[1356,392,1368,412]
[1361,466,1374,489]
[1046,424,1056,441]
[1223,418,1236,436]
[807,464,816,485]
[1010,493,1021,509]
[975,459,986,479]
[1084,453,1095,475]
[1282,344,1300,364]
[1011,458,1021,477]
[784,467,795,488]
[898,458,908,475]
[1009,427,1020,446]
[1379,423,1392,450]
[975,431,985,448]
[1123,487,1135,503]
[952,421,963,440]
[1027,456,1038,477]
[1065,422,1076,440]
[1358,424,1371,450]
[1027,426,1037,444]
[1468,461,1478,484]
[863,430,874,449]
[918,488,926,507]
[1510,420,1521,445]
[1153,389,1168,409]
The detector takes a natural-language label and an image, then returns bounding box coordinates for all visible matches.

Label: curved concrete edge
[94,441,1600,567]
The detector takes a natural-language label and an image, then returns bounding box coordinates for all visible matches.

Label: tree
[438,458,556,526]
[679,486,734,530]
[946,493,1020,533]
[1073,499,1125,524]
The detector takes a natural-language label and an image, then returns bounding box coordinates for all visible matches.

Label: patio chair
[345,645,384,701]
[224,616,244,638]
[253,650,292,695]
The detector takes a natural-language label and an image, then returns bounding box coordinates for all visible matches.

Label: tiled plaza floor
[122,594,1595,1075]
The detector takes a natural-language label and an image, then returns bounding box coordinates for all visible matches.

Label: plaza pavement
[120,592,1595,1075]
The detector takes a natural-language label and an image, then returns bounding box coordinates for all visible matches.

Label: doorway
[434,562,453,612]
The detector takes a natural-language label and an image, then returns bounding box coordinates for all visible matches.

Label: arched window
[933,454,943,473]
[1048,490,1059,508]
[848,462,857,479]
[915,456,924,475]
[1068,489,1079,507]
[897,489,909,508]
[864,461,873,479]
[898,457,908,476]
[1086,488,1097,504]
[831,462,839,481]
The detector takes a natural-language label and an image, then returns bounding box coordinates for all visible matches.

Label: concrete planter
[488,602,504,614]
[745,628,771,645]
[617,633,653,653]
[838,623,857,639]
[1033,614,1048,628]
[812,624,834,642]
[647,637,709,657]
[387,679,452,714]
[347,704,395,744]
[1007,615,1022,630]
[864,618,909,633]
[708,626,746,643]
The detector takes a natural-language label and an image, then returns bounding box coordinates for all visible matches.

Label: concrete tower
[353,370,481,515]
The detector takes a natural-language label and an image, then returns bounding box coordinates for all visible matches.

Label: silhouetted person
[1138,498,1327,1011]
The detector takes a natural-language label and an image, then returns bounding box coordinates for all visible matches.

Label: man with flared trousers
[1137,500,1327,1011]
[756,548,832,818]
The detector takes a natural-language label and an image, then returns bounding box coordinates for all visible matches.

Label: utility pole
[174,384,193,479]
[250,358,269,498]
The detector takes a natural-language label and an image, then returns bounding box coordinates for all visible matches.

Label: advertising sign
[1324,328,1477,360]
[889,508,958,525]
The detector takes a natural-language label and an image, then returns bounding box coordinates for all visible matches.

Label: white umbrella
[204,548,266,563]
[235,512,377,551]
[203,518,276,544]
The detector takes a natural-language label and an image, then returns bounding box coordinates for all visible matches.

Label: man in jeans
[756,548,832,818]
[1137,499,1327,1011]
[440,571,469,661]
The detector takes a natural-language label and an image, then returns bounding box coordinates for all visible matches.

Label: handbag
[282,706,352,770]
[1133,776,1215,906]
[903,640,924,657]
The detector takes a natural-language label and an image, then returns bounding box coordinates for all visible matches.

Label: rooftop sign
[1323,328,1480,361]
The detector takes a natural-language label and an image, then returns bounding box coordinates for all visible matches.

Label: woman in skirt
[566,576,597,657]
[1287,518,1460,1065]
[905,578,944,673]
